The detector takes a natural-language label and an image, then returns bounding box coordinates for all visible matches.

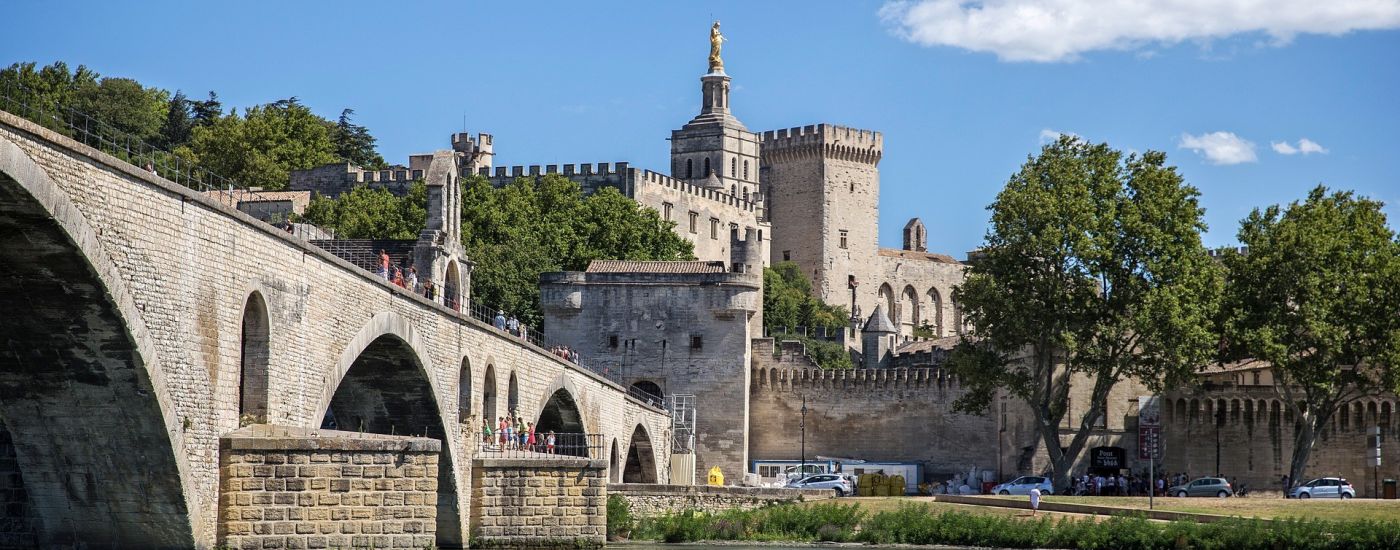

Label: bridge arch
[609,439,622,483]
[0,136,197,545]
[239,290,271,424]
[535,387,588,457]
[458,357,472,423]
[321,316,463,547]
[508,371,520,416]
[482,363,499,422]
[623,424,659,483]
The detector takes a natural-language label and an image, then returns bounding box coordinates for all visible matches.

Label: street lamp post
[800,395,808,476]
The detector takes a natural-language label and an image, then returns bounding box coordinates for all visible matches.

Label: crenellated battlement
[753,365,960,392]
[476,164,758,213]
[760,124,883,165]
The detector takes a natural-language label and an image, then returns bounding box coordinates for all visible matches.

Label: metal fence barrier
[474,432,604,459]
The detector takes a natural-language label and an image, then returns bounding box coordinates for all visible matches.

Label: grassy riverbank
[613,498,1400,549]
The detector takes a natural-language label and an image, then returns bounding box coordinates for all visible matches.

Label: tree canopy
[299,182,427,240]
[461,174,695,328]
[948,136,1222,491]
[1,61,384,189]
[762,262,853,369]
[1220,185,1400,486]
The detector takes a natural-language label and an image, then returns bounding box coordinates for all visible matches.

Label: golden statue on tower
[709,20,725,72]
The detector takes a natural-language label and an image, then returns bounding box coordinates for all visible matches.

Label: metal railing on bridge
[0,79,250,207]
[474,432,604,460]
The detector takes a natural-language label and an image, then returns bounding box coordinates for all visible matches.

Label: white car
[1288,477,1356,499]
[991,476,1054,496]
[789,474,854,496]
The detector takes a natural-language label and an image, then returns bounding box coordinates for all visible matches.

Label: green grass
[626,501,1400,549]
[993,495,1400,522]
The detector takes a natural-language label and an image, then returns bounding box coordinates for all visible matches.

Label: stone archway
[444,260,461,311]
[609,439,622,483]
[0,138,195,546]
[239,291,271,424]
[926,287,944,337]
[507,371,520,416]
[322,331,462,548]
[458,358,472,423]
[877,283,895,324]
[535,389,588,457]
[482,365,499,423]
[623,424,658,483]
[900,285,920,335]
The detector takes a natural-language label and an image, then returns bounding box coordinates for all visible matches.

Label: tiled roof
[877,248,962,264]
[896,335,963,354]
[585,260,729,274]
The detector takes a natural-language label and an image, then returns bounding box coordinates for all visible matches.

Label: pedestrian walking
[1029,487,1042,515]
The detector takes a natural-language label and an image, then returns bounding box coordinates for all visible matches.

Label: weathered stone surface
[0,109,671,548]
[471,459,607,548]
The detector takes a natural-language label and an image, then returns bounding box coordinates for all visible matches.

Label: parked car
[1288,477,1355,499]
[789,473,854,496]
[990,476,1054,496]
[1168,477,1233,497]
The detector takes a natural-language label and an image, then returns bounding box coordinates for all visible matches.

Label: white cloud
[878,0,1400,62]
[1272,137,1329,155]
[1038,128,1079,143]
[1179,131,1258,165]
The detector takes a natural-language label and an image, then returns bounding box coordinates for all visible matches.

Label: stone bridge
[0,110,671,548]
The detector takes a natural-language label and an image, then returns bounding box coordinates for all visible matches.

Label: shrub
[605,495,631,541]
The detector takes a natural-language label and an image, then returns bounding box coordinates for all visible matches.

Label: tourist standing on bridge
[494,310,506,331]
[377,249,391,280]
[481,417,493,447]
[546,431,556,454]
[526,422,537,451]
[507,315,520,336]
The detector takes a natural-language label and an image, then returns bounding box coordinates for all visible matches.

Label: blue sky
[4,1,1397,256]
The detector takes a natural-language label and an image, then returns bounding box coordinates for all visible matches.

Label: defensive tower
[760,124,883,310]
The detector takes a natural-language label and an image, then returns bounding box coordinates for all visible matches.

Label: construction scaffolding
[668,394,697,454]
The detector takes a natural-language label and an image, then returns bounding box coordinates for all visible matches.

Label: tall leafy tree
[299,182,427,240]
[460,174,693,327]
[1221,186,1400,486]
[333,108,386,169]
[762,262,854,369]
[72,76,169,142]
[948,136,1221,490]
[190,91,223,127]
[157,90,193,148]
[175,98,338,189]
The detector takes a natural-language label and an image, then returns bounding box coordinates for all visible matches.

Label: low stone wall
[471,457,607,548]
[217,425,441,550]
[608,484,833,517]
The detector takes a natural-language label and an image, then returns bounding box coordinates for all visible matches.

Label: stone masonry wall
[1163,389,1400,496]
[608,484,831,518]
[749,364,998,480]
[0,112,672,546]
[217,425,441,550]
[470,458,606,548]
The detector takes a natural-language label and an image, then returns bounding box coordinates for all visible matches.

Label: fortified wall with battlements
[481,163,768,265]
[748,339,1002,478]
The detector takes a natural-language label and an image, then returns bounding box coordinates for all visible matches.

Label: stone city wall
[1163,389,1400,496]
[748,363,998,479]
[480,164,766,264]
[217,425,440,550]
[470,458,607,548]
[607,484,831,518]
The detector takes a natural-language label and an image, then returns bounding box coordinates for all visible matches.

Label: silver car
[1288,477,1355,499]
[991,476,1054,496]
[789,473,854,496]
[1168,477,1233,497]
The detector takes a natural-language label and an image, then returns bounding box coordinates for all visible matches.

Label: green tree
[460,174,694,327]
[299,182,427,240]
[72,76,169,142]
[157,90,193,148]
[947,136,1221,491]
[762,261,853,369]
[175,98,339,190]
[1,61,100,135]
[1220,186,1400,487]
[333,108,386,169]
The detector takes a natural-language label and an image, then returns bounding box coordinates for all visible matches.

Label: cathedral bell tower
[671,21,762,210]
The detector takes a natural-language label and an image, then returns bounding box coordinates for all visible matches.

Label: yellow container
[873,484,889,497]
[857,485,873,497]
[887,475,906,496]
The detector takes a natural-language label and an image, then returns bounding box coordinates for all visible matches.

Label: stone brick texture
[470,458,606,548]
[0,111,670,547]
[217,426,440,549]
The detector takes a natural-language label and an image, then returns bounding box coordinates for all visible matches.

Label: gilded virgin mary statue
[709,21,725,71]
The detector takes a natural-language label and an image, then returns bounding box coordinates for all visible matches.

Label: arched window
[703,157,711,178]
[743,160,749,180]
[507,371,520,416]
[730,184,736,196]
[730,157,736,177]
[686,158,693,179]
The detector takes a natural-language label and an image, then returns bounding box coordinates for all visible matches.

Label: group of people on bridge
[479,413,557,454]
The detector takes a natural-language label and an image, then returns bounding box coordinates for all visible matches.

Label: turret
[862,304,897,369]
[451,132,494,175]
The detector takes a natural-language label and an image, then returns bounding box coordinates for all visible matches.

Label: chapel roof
[585,260,729,274]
